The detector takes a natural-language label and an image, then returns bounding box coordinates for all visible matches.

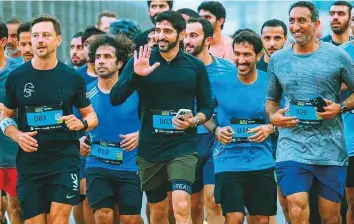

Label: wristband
[211,124,218,136]
[0,118,18,134]
[79,119,88,132]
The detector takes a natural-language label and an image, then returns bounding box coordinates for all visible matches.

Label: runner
[17,22,34,63]
[0,14,98,223]
[77,27,105,84]
[266,2,354,223]
[0,22,21,224]
[321,1,353,46]
[198,1,234,61]
[96,11,117,33]
[111,11,213,223]
[204,30,277,224]
[80,33,142,224]
[185,17,235,224]
[5,18,22,64]
[69,31,86,69]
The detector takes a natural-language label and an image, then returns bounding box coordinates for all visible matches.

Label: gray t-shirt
[267,42,354,166]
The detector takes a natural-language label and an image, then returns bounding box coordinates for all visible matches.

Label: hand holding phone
[311,97,327,112]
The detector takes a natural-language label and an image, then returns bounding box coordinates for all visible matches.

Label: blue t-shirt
[340,41,354,157]
[86,81,140,171]
[8,56,23,65]
[77,64,97,85]
[197,56,236,134]
[0,58,20,167]
[213,70,274,173]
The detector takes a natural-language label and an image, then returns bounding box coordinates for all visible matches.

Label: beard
[97,71,116,79]
[157,34,179,53]
[72,58,87,67]
[331,20,350,35]
[185,39,206,56]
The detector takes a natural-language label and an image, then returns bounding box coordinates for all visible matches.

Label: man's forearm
[203,117,216,132]
[266,100,280,118]
[343,92,354,110]
[82,111,98,131]
[1,113,20,142]
[196,112,207,124]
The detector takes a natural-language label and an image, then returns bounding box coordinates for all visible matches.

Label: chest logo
[24,82,35,97]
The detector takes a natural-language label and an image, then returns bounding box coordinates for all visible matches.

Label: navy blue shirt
[111,49,213,162]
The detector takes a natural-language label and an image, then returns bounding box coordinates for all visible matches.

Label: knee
[151,203,168,219]
[225,213,243,224]
[94,208,113,223]
[204,194,220,211]
[288,197,307,217]
[321,210,341,224]
[191,197,203,213]
[173,199,190,216]
[121,215,142,224]
[252,216,270,224]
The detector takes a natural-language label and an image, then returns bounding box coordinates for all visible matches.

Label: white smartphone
[176,109,192,119]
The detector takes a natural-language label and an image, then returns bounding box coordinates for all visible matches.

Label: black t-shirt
[133,29,150,50]
[111,49,213,162]
[4,61,89,179]
[257,55,268,72]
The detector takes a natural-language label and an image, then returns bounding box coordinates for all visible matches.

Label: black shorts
[215,168,277,216]
[17,171,80,221]
[347,156,354,188]
[86,167,142,215]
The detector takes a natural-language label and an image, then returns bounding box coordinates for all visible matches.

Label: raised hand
[134,45,160,76]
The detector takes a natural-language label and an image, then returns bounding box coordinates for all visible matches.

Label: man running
[80,34,142,224]
[111,11,213,223]
[0,22,21,224]
[17,22,34,63]
[321,1,353,46]
[198,1,234,61]
[266,2,354,223]
[184,17,235,224]
[0,14,98,224]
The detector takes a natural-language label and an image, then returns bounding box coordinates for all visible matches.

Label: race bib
[230,119,265,143]
[91,141,123,165]
[289,100,322,125]
[25,104,63,131]
[152,109,184,135]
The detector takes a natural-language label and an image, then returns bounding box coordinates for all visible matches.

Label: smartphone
[310,97,327,112]
[84,134,91,145]
[176,109,192,119]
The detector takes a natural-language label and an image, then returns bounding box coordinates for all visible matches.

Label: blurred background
[1,0,353,61]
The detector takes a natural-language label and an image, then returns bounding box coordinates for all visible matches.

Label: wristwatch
[79,119,88,131]
[341,103,349,114]
[193,117,200,127]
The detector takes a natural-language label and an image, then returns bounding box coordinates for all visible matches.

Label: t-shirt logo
[24,82,35,97]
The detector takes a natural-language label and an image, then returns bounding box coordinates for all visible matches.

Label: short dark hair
[17,22,31,40]
[177,8,200,19]
[72,31,84,39]
[82,26,105,45]
[197,1,226,29]
[187,18,213,39]
[0,23,8,40]
[232,30,263,55]
[289,1,319,22]
[89,34,135,72]
[331,1,352,16]
[31,14,61,35]
[96,10,117,26]
[6,17,22,25]
[147,0,173,9]
[109,19,141,40]
[261,19,288,36]
[232,28,257,39]
[155,11,186,33]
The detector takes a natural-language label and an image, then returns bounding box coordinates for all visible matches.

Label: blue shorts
[193,133,216,193]
[275,161,346,203]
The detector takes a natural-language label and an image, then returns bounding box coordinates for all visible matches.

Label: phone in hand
[310,97,327,112]
[84,134,91,145]
[176,109,192,120]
